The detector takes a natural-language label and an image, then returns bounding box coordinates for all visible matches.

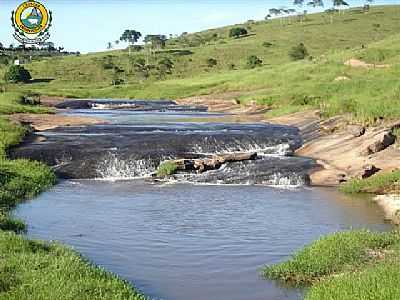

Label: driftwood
[172,152,257,174]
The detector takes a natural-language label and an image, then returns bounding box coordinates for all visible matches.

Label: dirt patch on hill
[344,58,390,69]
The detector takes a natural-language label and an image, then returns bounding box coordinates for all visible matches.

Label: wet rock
[360,131,395,156]
[347,125,366,137]
[11,123,302,179]
[177,156,315,186]
[56,100,92,109]
[55,99,208,112]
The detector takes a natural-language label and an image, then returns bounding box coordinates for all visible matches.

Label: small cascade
[96,154,157,180]
[173,156,313,187]
[10,113,312,185]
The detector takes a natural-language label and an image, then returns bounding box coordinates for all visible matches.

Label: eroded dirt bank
[179,95,400,187]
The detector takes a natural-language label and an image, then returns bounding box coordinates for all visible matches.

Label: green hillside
[2,5,400,124]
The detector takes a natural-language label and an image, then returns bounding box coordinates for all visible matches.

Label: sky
[0,0,399,53]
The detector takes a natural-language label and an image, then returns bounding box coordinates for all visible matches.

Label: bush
[206,58,218,68]
[247,55,263,69]
[156,161,178,177]
[289,43,309,61]
[262,42,273,48]
[4,65,32,83]
[21,93,41,105]
[229,27,248,38]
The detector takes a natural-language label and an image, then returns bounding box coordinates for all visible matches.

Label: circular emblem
[11,0,52,44]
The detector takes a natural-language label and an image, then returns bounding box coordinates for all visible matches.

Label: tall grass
[263,230,400,284]
[340,170,400,194]
[0,232,146,300]
[0,94,147,299]
[306,261,400,300]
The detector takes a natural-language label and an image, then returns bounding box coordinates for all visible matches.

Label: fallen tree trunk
[159,152,258,176]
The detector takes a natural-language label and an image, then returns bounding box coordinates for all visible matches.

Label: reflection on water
[15,181,391,300]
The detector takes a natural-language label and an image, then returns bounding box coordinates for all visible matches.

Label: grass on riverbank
[263,230,400,299]
[0,232,146,300]
[340,170,400,194]
[0,92,147,299]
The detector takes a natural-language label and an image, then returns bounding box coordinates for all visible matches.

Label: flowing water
[13,101,392,300]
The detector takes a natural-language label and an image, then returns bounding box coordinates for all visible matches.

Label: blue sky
[0,0,399,53]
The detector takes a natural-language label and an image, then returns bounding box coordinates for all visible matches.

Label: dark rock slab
[10,123,304,180]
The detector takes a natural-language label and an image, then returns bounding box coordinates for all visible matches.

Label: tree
[120,30,142,56]
[0,42,3,50]
[157,57,174,79]
[247,55,263,68]
[293,0,306,22]
[229,27,248,39]
[308,0,324,8]
[289,43,309,60]
[144,35,167,50]
[132,57,152,80]
[364,0,374,12]
[333,0,349,15]
[269,8,280,18]
[4,65,32,83]
[107,42,113,50]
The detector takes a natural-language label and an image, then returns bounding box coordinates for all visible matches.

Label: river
[12,100,392,300]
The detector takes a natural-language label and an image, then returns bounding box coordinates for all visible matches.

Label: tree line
[266,0,375,24]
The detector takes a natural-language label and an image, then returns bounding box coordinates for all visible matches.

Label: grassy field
[2,5,398,124]
[0,92,146,299]
[263,230,400,300]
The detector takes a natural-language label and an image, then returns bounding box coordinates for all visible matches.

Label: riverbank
[263,230,400,300]
[0,97,146,299]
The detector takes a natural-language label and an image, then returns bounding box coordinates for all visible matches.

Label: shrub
[229,27,248,38]
[158,57,174,73]
[20,93,41,105]
[206,58,218,68]
[156,161,178,177]
[4,65,32,83]
[289,43,309,61]
[247,55,263,69]
[262,42,273,48]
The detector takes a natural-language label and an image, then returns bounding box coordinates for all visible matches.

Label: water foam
[96,154,157,181]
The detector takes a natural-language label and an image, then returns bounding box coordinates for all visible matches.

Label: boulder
[347,125,366,137]
[356,164,381,179]
[360,131,395,156]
